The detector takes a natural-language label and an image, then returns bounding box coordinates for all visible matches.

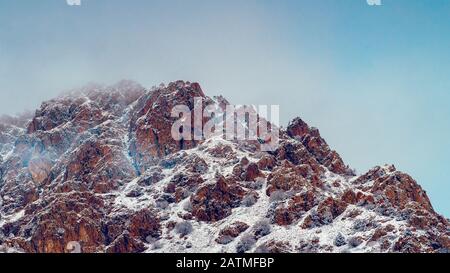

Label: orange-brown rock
[301,197,347,229]
[371,172,433,212]
[287,118,352,175]
[317,197,347,220]
[11,192,106,253]
[257,154,276,171]
[216,222,249,244]
[191,176,246,222]
[62,139,135,193]
[232,158,263,182]
[128,209,161,241]
[341,189,357,204]
[266,163,322,195]
[273,191,318,226]
[342,190,375,206]
[1,80,449,254]
[129,81,212,172]
[243,163,263,181]
[370,224,396,242]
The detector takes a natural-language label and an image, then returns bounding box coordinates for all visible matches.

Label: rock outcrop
[0,80,448,253]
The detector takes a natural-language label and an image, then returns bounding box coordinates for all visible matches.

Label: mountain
[0,80,448,253]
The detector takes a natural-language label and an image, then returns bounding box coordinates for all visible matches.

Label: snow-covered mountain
[0,80,448,253]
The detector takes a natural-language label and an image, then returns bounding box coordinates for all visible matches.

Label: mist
[1,0,450,216]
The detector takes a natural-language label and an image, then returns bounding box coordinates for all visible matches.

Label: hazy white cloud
[1,0,449,215]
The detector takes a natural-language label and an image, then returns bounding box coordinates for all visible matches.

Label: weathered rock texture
[0,80,448,253]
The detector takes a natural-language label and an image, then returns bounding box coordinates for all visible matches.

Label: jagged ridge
[0,80,448,253]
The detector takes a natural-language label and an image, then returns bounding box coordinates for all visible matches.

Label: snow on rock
[0,80,448,253]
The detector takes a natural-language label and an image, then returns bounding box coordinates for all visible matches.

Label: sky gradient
[0,0,449,216]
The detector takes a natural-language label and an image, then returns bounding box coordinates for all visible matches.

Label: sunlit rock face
[0,80,448,253]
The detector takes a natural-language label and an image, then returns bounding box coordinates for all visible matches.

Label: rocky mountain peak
[0,81,448,253]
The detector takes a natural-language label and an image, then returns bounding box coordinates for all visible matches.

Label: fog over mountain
[1,1,449,218]
[0,80,448,253]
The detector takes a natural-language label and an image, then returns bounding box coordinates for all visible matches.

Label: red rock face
[273,191,318,226]
[353,166,435,213]
[373,172,433,212]
[257,154,276,171]
[128,209,161,241]
[62,139,135,193]
[287,118,352,175]
[317,197,347,221]
[191,176,246,222]
[232,157,263,182]
[341,189,375,206]
[266,161,322,195]
[216,222,249,244]
[7,192,107,253]
[129,81,213,173]
[0,80,448,253]
[3,191,161,253]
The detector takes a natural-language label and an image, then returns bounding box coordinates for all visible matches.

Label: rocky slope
[0,80,448,253]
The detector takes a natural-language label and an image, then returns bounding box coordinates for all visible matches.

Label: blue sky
[0,0,449,216]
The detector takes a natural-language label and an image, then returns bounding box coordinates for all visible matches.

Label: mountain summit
[0,80,448,253]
